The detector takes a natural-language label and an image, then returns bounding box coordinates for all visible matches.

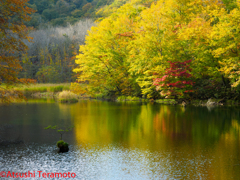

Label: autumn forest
[1,0,240,101]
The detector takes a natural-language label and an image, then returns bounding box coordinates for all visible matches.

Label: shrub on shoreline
[58,91,78,103]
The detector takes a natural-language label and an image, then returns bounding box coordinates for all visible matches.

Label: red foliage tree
[153,60,194,98]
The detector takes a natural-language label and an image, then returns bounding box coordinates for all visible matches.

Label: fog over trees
[20,19,95,83]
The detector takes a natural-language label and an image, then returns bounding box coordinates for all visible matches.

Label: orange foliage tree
[0,0,35,102]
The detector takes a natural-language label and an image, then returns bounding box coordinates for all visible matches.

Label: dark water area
[0,100,240,179]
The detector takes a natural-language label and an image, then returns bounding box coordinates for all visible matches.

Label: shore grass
[12,83,71,93]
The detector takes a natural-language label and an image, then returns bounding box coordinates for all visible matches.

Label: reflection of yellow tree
[126,104,168,150]
[70,102,168,149]
[70,101,136,147]
[210,120,240,180]
[70,101,240,150]
[152,106,240,180]
[68,101,240,179]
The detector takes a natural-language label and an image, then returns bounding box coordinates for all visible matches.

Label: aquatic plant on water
[44,125,74,153]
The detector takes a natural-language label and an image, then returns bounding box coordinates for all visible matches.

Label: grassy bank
[2,83,240,106]
[13,83,71,94]
[0,83,72,100]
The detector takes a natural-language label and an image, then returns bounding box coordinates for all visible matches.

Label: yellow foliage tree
[74,4,144,96]
[209,1,240,88]
[74,0,240,99]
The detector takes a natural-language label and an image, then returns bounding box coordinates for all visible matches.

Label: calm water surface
[0,100,240,180]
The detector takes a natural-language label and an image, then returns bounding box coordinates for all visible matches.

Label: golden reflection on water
[69,101,240,179]
[1,100,239,179]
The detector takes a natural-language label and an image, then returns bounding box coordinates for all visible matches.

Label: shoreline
[27,92,240,106]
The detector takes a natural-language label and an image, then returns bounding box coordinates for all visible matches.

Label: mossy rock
[57,140,69,153]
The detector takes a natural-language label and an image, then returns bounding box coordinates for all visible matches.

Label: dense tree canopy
[26,0,114,28]
[74,0,240,100]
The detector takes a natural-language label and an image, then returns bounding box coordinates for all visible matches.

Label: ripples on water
[0,143,213,180]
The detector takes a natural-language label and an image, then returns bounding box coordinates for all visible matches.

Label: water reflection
[0,100,240,179]
[69,101,240,179]
[70,102,240,147]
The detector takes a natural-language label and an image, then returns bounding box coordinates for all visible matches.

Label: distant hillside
[26,0,114,28]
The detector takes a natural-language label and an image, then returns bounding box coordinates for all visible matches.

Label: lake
[0,100,239,179]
